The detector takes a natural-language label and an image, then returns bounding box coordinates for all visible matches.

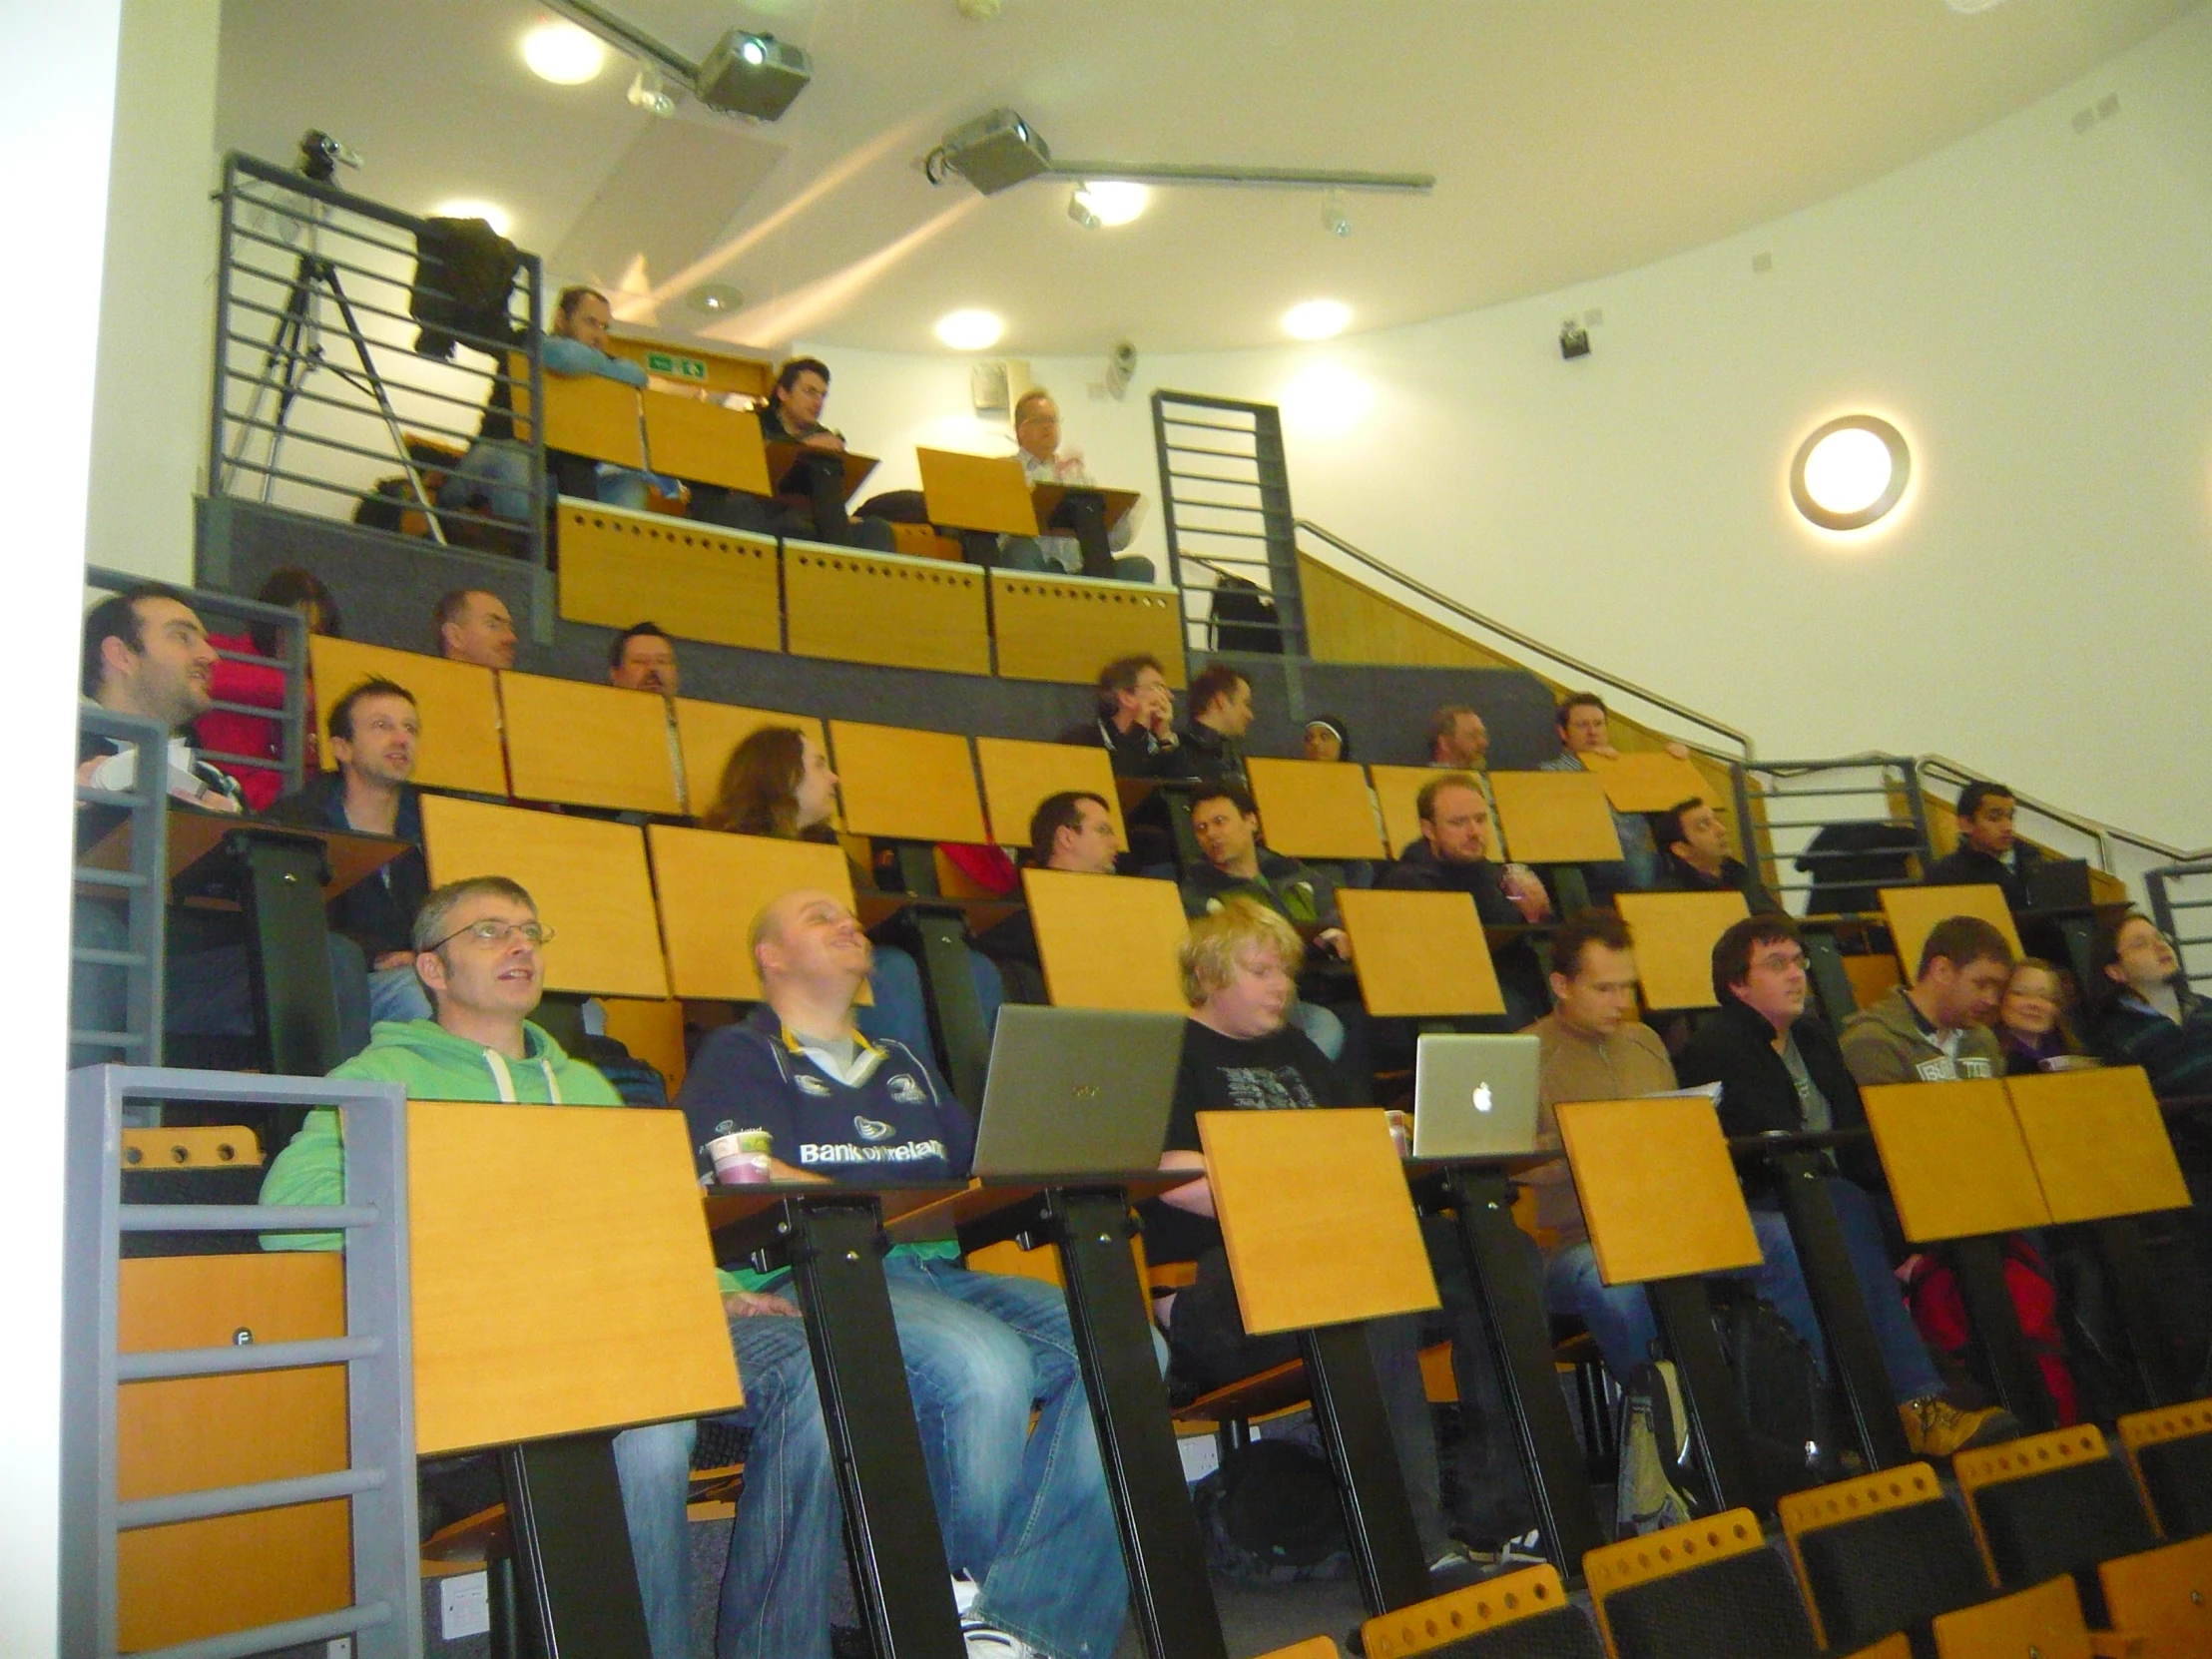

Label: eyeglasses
[424,919,554,951]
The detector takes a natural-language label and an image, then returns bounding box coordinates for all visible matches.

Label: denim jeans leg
[1545,1243,1659,1383]
[365,963,432,1027]
[1821,1178,1942,1401]
[856,945,936,1060]
[1365,1311,1452,1562]
[715,1313,840,1659]
[611,1417,696,1659]
[888,1258,1128,1659]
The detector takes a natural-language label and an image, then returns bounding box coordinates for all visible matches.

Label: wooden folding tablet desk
[671,700,828,822]
[1022,868,1190,1014]
[497,671,681,816]
[306,637,505,797]
[974,737,1126,848]
[638,387,772,496]
[1861,1079,2059,1430]
[1336,888,1504,1017]
[512,365,644,470]
[1244,757,1386,861]
[1030,482,1141,579]
[917,447,1040,537]
[1575,751,1710,815]
[1486,773,1621,865]
[1878,884,2023,981]
[1367,765,1442,863]
[647,826,854,1002]
[1613,890,1751,1011]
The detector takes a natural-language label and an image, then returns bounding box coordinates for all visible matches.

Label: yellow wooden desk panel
[602,332,775,401]
[1199,1108,1438,1336]
[308,636,505,796]
[408,1100,741,1455]
[1488,773,1624,864]
[515,365,643,468]
[498,670,681,815]
[1556,1095,1765,1285]
[421,795,669,997]
[987,570,1186,688]
[829,721,986,843]
[786,543,990,676]
[1246,757,1386,860]
[975,737,1126,847]
[599,997,690,1095]
[673,700,828,822]
[640,389,772,496]
[1861,1079,2051,1243]
[1614,890,1753,1011]
[2005,1067,2191,1224]
[1338,888,1504,1017]
[1369,765,1443,861]
[556,502,781,653]
[1576,751,1712,814]
[918,446,1037,536]
[1879,886,2023,980]
[1023,868,1189,1014]
[648,827,855,1001]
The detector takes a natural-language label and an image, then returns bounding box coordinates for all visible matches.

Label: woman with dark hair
[701,726,1003,1063]
[1996,957,2092,1076]
[1301,715,1352,764]
[2089,912,2212,1099]
[196,567,342,812]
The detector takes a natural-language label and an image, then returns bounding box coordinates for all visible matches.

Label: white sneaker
[961,1615,1041,1658]
[950,1573,980,1617]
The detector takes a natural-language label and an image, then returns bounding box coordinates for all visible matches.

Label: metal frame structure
[58,1066,419,1659]
[2147,858,2212,993]
[1730,754,1933,912]
[71,710,170,1069]
[1149,390,1309,658]
[208,150,548,572]
[1918,752,2183,893]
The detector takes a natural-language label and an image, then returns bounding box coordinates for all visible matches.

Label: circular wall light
[431,198,513,238]
[935,308,1004,350]
[1282,298,1351,341]
[523,21,606,85]
[1791,414,1910,531]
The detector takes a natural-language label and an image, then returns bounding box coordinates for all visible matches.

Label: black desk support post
[1301,1321,1432,1615]
[1947,1237,2059,1434]
[1429,1166,1608,1576]
[227,829,342,1074]
[1644,1277,1763,1512]
[1051,489,1114,579]
[500,1434,654,1659]
[883,848,991,1108]
[1017,1188,1229,1659]
[1800,931,1861,1038]
[1763,1151,1915,1470]
[2090,1217,2187,1406]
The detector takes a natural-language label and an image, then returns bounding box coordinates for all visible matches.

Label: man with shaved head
[678,889,1127,1659]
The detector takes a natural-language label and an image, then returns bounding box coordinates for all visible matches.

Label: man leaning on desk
[692,355,897,553]
[996,388,1155,584]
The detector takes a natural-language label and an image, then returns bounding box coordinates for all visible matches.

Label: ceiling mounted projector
[933,109,1054,196]
[694,29,812,121]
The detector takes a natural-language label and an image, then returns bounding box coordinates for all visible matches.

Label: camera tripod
[222,205,448,544]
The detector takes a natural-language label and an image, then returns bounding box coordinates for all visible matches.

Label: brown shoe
[1901,1395,2022,1458]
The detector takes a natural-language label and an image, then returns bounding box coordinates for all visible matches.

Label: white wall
[86,0,222,584]
[812,5,2212,849]
[3,0,125,1645]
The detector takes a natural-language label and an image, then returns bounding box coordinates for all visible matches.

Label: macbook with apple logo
[1410,1033,1542,1160]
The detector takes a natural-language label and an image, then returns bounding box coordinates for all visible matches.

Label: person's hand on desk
[1501,863,1550,923]
[193,787,242,815]
[767,1156,831,1184]
[724,1289,802,1320]
[1316,926,1353,960]
[800,430,844,453]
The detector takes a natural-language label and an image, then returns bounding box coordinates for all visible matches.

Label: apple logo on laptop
[1472,1083,1494,1114]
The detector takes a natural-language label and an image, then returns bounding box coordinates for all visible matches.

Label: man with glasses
[1677,913,2020,1457]
[261,875,705,1659]
[995,388,1154,583]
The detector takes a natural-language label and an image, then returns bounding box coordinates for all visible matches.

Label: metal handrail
[1916,752,2186,872]
[1293,518,1755,760]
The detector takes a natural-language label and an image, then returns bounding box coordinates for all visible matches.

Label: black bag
[1191,1437,1350,1583]
[1209,574,1285,655]
[1712,1290,1843,1499]
[411,217,523,361]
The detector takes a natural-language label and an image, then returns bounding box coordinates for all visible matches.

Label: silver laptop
[969,1006,1188,1178]
[1410,1034,1543,1160]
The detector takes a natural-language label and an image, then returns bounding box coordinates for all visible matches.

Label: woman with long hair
[1995,957,2092,1076]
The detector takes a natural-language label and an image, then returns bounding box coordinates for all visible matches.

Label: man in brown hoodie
[1841,915,2012,1088]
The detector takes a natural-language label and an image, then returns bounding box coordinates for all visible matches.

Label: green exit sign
[644,350,709,381]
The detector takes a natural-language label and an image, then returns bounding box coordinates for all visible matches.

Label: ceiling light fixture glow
[522,20,606,85]
[1282,299,1352,341]
[1791,415,1911,531]
[935,308,1005,350]
[1071,181,1148,228]
[430,199,513,238]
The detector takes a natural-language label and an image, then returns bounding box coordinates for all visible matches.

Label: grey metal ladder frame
[1149,389,1310,657]
[71,709,170,1069]
[59,1065,421,1659]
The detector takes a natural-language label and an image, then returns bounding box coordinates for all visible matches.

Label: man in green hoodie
[261,874,723,1659]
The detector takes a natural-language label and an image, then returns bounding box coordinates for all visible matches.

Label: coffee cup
[708,1131,773,1185]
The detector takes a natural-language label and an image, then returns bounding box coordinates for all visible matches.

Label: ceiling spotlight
[628,68,679,117]
[523,20,606,85]
[1791,415,1911,530]
[1324,189,1351,239]
[688,282,744,316]
[695,30,812,121]
[936,308,1005,350]
[431,198,513,239]
[1070,181,1147,229]
[931,109,1053,195]
[1282,299,1351,341]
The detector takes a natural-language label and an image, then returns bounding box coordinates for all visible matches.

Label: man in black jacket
[1921,781,2043,910]
[269,676,431,1026]
[1381,773,1550,1025]
[1655,797,1778,913]
[1676,913,2020,1457]
[1057,653,1196,781]
[1176,663,1253,789]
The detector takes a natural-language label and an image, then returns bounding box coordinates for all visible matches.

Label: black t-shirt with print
[1146,1017,1354,1265]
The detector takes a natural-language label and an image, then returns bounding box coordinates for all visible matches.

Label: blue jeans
[713,1313,842,1659]
[995,534,1156,585]
[439,440,651,523]
[860,944,1005,1066]
[884,1254,1127,1659]
[610,1417,700,1659]
[1545,1210,1827,1383]
[1756,1177,1943,1403]
[366,963,432,1027]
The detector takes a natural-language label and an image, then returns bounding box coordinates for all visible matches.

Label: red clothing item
[1903,1237,2078,1425]
[937,842,1020,897]
[194,631,311,814]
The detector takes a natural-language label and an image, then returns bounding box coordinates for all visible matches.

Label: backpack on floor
[1713,1288,1846,1498]
[1614,1360,1701,1538]
[1191,1437,1351,1583]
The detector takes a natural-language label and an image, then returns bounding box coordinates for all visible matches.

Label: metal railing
[1150,391,1309,657]
[1293,518,1755,761]
[1917,754,2184,895]
[209,150,548,567]
[60,1066,419,1659]
[71,709,169,1069]
[1731,755,1932,916]
[2147,860,2212,993]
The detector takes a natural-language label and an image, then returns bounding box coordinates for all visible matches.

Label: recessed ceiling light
[1071,181,1149,228]
[1791,415,1911,530]
[522,20,606,85]
[935,308,1004,350]
[688,283,745,316]
[431,199,513,238]
[1282,299,1351,341]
